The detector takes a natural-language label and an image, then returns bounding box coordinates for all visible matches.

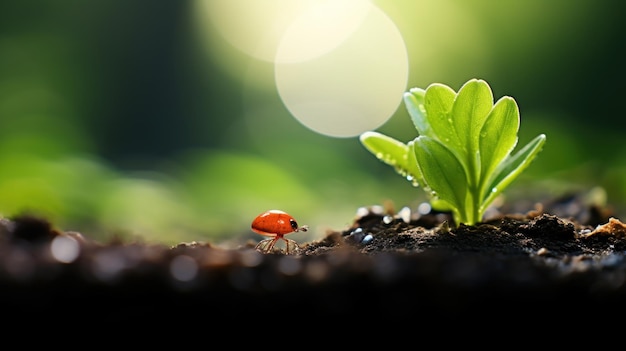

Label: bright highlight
[198,0,408,138]
[275,3,408,137]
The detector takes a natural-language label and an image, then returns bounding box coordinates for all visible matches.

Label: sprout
[360,78,546,226]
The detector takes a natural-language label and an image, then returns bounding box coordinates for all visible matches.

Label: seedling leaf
[481,133,547,209]
[413,136,467,220]
[403,88,430,136]
[422,84,458,147]
[451,79,493,157]
[359,131,424,187]
[478,96,520,195]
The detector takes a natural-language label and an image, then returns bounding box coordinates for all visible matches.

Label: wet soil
[2,192,626,326]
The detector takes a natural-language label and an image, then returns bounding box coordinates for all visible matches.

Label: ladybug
[251,209,308,254]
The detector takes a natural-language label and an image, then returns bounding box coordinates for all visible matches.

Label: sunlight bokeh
[275,3,408,137]
[198,0,374,64]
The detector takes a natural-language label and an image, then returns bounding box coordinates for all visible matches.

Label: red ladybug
[251,210,308,254]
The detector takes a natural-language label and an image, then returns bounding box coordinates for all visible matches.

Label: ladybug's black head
[289,219,298,231]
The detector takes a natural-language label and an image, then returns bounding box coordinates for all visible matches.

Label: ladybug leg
[255,237,279,253]
[282,238,301,255]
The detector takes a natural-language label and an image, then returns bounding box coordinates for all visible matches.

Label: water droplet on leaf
[394,166,407,177]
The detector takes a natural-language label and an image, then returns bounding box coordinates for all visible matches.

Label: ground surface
[2,191,626,324]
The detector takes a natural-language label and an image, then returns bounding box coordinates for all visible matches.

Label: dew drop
[409,176,420,187]
[362,234,373,244]
[394,166,407,177]
[351,227,364,235]
[386,157,397,165]
[405,174,419,187]
[350,227,365,242]
[491,187,498,193]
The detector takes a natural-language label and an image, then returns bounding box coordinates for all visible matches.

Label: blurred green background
[1,0,625,246]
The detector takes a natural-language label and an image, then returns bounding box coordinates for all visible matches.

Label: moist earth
[2,192,626,323]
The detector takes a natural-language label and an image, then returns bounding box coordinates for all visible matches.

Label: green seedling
[360,78,546,226]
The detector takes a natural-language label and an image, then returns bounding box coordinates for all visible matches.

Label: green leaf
[359,131,424,187]
[451,79,494,156]
[403,88,429,136]
[478,96,520,196]
[449,79,494,188]
[422,83,457,145]
[413,136,467,218]
[481,134,547,209]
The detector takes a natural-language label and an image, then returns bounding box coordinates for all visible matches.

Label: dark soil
[3,192,626,325]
